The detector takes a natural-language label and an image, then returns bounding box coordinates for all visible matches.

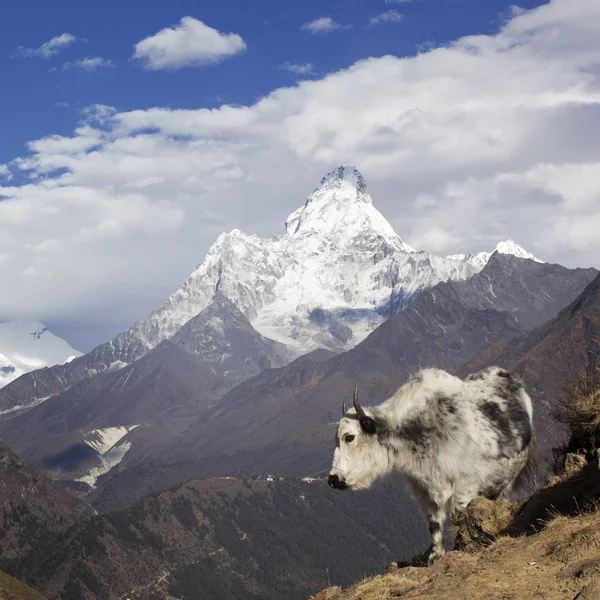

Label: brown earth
[0,571,46,600]
[322,514,600,600]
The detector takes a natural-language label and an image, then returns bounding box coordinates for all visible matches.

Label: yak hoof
[425,546,445,566]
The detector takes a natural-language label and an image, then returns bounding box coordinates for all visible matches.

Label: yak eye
[344,435,355,444]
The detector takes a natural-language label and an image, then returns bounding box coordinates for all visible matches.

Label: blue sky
[1,0,599,351]
[1,0,545,168]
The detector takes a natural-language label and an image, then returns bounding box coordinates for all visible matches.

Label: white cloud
[133,16,246,70]
[14,33,80,59]
[280,62,315,75]
[2,0,600,346]
[370,10,404,25]
[61,57,114,71]
[301,17,346,34]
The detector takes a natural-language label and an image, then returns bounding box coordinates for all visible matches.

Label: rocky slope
[0,571,47,600]
[0,293,290,476]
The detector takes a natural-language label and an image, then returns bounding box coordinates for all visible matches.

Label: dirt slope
[317,455,600,600]
[0,571,46,600]
[319,511,600,600]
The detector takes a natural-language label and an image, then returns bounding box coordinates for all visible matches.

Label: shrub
[552,363,600,463]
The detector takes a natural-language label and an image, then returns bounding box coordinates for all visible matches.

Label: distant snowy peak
[0,321,82,389]
[285,164,415,253]
[449,239,544,270]
[495,239,543,263]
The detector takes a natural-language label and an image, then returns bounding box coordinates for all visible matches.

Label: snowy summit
[128,165,476,354]
[0,321,82,390]
[453,239,544,270]
[285,165,415,253]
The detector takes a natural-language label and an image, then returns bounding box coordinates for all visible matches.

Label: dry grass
[0,571,46,600]
[552,364,600,457]
[323,507,600,600]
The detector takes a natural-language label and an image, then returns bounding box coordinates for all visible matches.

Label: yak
[328,366,534,565]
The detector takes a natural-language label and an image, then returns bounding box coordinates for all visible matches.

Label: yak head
[328,387,390,491]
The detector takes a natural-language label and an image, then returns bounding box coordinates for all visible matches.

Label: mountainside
[0,321,81,392]
[0,442,91,575]
[463,272,600,458]
[86,254,597,510]
[0,165,479,415]
[0,293,290,475]
[15,476,426,600]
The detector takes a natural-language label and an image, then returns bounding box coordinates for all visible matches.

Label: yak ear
[359,416,378,435]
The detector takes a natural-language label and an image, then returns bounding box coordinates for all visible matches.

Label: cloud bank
[2,0,600,345]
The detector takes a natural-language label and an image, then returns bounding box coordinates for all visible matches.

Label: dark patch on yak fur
[465,370,487,382]
[359,416,378,435]
[495,370,523,400]
[482,478,509,500]
[397,418,434,454]
[436,393,457,415]
[428,520,441,535]
[480,400,514,456]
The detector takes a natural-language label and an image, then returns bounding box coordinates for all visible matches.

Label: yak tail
[513,426,539,494]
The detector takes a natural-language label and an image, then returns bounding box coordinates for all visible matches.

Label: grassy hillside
[0,570,46,600]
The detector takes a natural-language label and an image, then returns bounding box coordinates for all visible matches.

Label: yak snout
[328,474,348,490]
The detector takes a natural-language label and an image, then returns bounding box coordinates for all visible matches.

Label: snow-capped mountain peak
[0,320,82,390]
[468,239,544,270]
[495,239,543,262]
[125,165,477,354]
[284,165,415,252]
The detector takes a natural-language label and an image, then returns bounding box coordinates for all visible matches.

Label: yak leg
[407,478,451,565]
[425,500,447,565]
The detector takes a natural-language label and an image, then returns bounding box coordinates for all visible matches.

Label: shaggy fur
[328,367,534,564]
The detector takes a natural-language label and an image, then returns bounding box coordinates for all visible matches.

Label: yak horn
[353,386,365,419]
[342,396,347,416]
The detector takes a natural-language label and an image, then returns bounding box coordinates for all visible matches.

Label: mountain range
[0,164,517,416]
[0,164,597,507]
